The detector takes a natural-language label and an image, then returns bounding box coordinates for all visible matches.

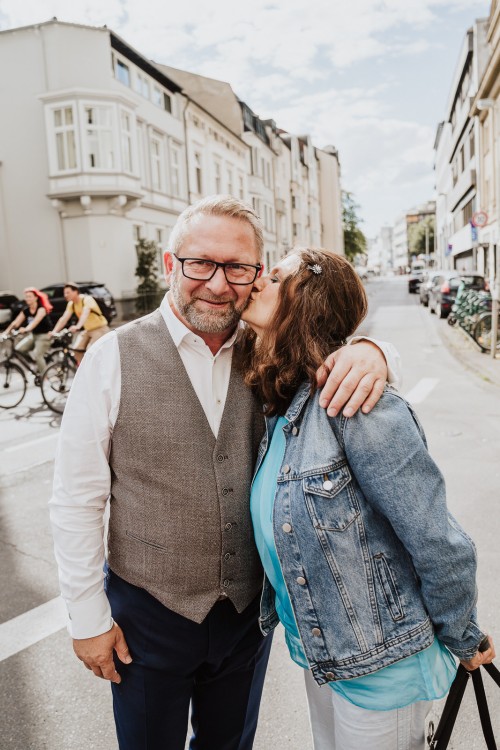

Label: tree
[407,216,435,260]
[342,191,367,262]
[135,238,160,313]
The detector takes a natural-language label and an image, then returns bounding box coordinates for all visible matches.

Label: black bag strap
[428,660,500,750]
[471,667,497,749]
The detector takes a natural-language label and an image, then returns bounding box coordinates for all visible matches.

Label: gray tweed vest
[107,310,265,623]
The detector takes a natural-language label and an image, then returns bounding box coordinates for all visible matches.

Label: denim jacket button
[292,426,299,436]
[282,464,291,474]
[282,523,292,533]
[322,480,333,491]
[296,576,306,585]
[311,627,322,637]
[325,672,335,681]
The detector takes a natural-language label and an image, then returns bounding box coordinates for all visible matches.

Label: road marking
[404,378,439,404]
[0,596,67,662]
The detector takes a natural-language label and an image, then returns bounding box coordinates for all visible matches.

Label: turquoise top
[250,415,457,711]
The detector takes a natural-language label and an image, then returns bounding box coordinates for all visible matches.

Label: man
[50,196,400,750]
[49,283,110,363]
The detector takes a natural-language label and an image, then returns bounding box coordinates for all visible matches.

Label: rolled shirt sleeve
[349,336,402,390]
[49,331,119,638]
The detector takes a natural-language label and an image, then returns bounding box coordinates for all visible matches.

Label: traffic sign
[472,210,488,228]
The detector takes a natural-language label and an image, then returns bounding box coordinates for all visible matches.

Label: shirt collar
[160,292,240,352]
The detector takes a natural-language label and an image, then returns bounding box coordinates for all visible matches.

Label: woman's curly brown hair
[237,248,368,416]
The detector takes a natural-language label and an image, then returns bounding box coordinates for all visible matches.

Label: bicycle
[0,330,81,413]
[0,330,45,409]
[40,330,83,414]
[473,312,500,353]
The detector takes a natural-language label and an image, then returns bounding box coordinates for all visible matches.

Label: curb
[0,456,54,489]
[436,318,500,389]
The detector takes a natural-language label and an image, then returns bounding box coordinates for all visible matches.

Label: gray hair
[169,195,264,259]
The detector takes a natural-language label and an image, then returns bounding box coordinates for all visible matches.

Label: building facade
[0,19,344,309]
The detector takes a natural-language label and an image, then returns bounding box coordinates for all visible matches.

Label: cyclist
[50,283,111,363]
[4,287,53,376]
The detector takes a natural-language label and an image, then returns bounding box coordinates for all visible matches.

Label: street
[1,275,499,749]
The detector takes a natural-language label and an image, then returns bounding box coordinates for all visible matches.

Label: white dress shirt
[49,293,402,638]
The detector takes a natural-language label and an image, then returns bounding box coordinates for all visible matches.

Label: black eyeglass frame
[173,254,263,286]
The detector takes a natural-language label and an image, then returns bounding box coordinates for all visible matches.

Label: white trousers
[304,670,432,750]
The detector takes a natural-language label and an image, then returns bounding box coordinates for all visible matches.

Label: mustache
[192,295,235,304]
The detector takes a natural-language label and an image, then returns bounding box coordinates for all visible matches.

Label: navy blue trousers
[106,571,273,750]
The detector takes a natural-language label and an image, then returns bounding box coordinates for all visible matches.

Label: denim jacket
[257,384,484,686]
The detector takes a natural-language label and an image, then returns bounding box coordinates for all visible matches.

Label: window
[238,174,244,199]
[150,132,164,191]
[135,73,150,100]
[227,167,233,195]
[266,162,272,188]
[84,106,114,169]
[133,224,143,250]
[252,148,259,176]
[469,130,475,159]
[459,145,465,173]
[156,228,163,244]
[214,161,222,192]
[115,59,130,87]
[163,92,172,114]
[53,106,77,171]
[195,152,203,194]
[120,111,133,172]
[170,144,181,197]
[462,199,473,226]
[152,86,162,108]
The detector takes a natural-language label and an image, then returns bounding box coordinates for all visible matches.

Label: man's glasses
[174,255,262,285]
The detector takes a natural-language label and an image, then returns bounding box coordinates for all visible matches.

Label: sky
[0,0,492,236]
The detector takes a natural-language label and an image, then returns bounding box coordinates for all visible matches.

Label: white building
[434,19,489,273]
[0,19,345,306]
[0,20,188,313]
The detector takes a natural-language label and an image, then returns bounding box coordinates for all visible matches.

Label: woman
[4,287,53,377]
[239,248,495,750]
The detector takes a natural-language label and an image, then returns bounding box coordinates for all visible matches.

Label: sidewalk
[436,317,500,389]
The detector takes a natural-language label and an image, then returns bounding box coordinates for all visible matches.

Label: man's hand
[73,622,132,683]
[317,341,387,417]
[460,636,496,671]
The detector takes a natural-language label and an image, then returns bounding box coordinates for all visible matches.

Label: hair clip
[307,264,322,275]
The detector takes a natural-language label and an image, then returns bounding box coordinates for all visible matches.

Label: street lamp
[477,99,499,359]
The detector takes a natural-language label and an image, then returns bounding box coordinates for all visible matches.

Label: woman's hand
[317,341,387,417]
[460,636,496,671]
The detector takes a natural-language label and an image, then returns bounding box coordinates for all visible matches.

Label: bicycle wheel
[0,360,27,408]
[473,313,500,352]
[41,361,77,414]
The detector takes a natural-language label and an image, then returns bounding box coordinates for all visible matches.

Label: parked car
[0,291,22,330]
[408,270,424,294]
[419,270,444,307]
[428,271,486,318]
[40,281,117,324]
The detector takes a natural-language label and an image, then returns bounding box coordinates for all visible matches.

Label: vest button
[223,578,231,587]
[292,426,299,436]
[325,672,335,681]
[311,627,322,637]
[224,523,232,530]
[282,523,292,533]
[217,454,225,463]
[222,488,229,496]
[282,464,291,474]
[224,552,231,560]
[296,576,306,585]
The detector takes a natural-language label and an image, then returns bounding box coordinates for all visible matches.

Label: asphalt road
[0,275,499,749]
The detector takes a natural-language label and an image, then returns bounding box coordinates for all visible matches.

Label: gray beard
[170,278,247,334]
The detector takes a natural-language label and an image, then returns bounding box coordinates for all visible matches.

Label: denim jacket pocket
[303,465,359,532]
[374,553,405,621]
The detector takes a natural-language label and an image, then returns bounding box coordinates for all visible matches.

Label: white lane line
[0,597,67,662]
[404,378,439,404]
